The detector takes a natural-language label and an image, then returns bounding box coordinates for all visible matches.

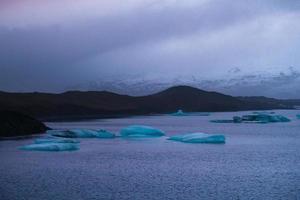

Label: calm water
[1,110,300,200]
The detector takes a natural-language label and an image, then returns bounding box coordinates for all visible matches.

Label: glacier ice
[211,114,290,123]
[34,138,80,144]
[20,143,79,151]
[168,133,225,143]
[120,125,165,137]
[48,129,115,138]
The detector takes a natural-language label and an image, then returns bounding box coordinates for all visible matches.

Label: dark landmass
[238,96,300,108]
[0,111,49,138]
[0,86,298,121]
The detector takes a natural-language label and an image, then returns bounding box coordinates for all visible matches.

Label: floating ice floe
[20,143,79,151]
[34,138,80,144]
[120,125,165,137]
[253,111,275,115]
[168,133,225,143]
[48,129,115,138]
[211,113,290,124]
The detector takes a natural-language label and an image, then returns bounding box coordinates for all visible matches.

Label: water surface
[1,110,300,200]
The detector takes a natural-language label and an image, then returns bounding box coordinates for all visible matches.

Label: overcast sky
[0,0,300,98]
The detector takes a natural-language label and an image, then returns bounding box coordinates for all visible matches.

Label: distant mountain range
[0,86,299,121]
[67,67,300,98]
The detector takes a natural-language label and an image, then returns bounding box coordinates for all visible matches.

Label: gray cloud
[0,0,300,97]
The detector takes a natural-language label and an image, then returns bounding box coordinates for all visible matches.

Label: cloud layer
[0,0,300,97]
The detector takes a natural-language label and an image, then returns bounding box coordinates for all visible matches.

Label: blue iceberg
[253,111,275,115]
[211,114,290,124]
[95,129,116,138]
[48,129,115,138]
[34,138,80,144]
[168,133,225,143]
[20,143,79,151]
[170,110,210,116]
[120,125,165,137]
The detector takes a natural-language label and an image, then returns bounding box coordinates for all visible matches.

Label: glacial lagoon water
[1,110,300,200]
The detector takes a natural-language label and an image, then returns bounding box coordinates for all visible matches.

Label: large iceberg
[20,143,79,151]
[48,129,115,138]
[120,125,165,137]
[168,133,225,144]
[211,114,290,124]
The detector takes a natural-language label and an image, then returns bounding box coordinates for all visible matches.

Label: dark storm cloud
[0,0,300,97]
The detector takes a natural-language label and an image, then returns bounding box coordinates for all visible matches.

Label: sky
[0,0,300,98]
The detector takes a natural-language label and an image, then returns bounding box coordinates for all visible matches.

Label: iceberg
[171,109,188,116]
[211,114,290,123]
[20,143,79,151]
[210,119,234,123]
[48,129,115,138]
[297,114,300,119]
[253,111,275,115]
[168,133,225,144]
[120,125,165,137]
[96,129,116,138]
[171,110,210,117]
[34,138,79,144]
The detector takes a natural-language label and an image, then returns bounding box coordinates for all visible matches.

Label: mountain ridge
[0,86,297,121]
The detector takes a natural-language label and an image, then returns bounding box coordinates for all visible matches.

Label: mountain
[0,86,295,120]
[67,67,300,99]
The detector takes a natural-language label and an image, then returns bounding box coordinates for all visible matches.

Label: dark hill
[0,86,294,120]
[136,86,246,112]
[0,111,49,138]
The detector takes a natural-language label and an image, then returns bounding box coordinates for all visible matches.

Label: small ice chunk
[120,125,165,137]
[253,111,275,115]
[34,138,79,144]
[168,133,225,143]
[210,119,234,123]
[20,143,79,151]
[48,129,115,138]
[171,109,188,116]
[233,116,242,123]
